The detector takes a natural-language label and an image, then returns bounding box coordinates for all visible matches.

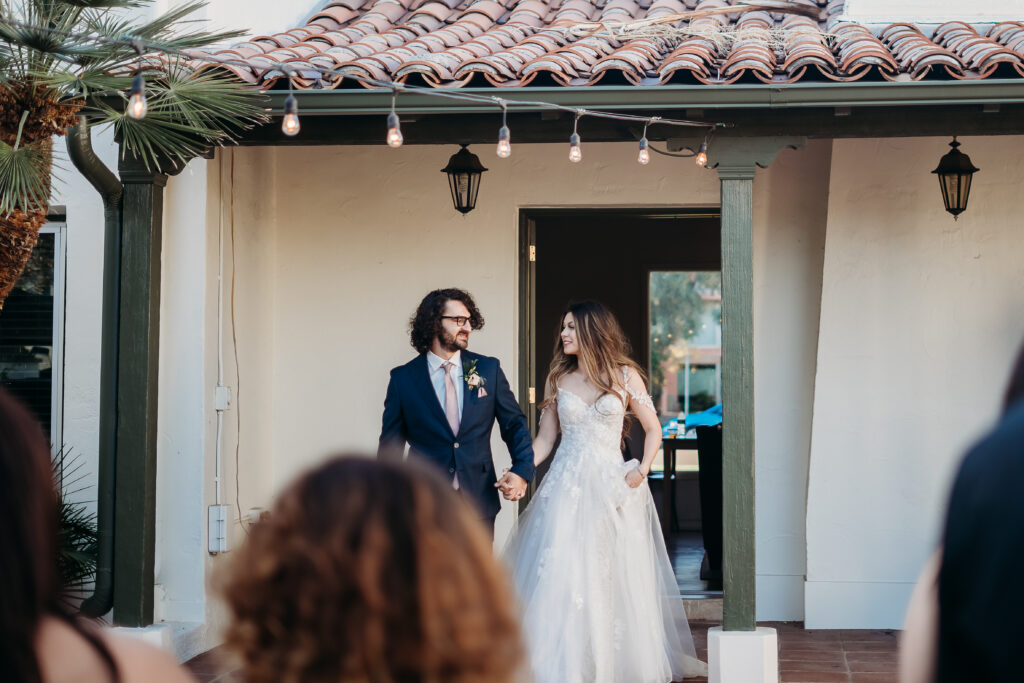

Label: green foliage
[0,0,267,212]
[649,271,721,409]
[52,446,98,608]
[0,138,52,214]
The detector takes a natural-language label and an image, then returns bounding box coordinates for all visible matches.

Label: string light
[638,120,652,165]
[569,111,582,163]
[496,100,511,159]
[386,89,403,148]
[695,140,708,167]
[127,73,147,119]
[281,94,300,136]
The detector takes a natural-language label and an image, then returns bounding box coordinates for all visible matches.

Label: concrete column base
[112,623,174,650]
[708,626,779,683]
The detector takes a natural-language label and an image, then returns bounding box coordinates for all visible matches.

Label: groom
[379,288,534,531]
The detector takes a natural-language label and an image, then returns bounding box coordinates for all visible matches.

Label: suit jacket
[378,350,534,521]
[936,399,1024,682]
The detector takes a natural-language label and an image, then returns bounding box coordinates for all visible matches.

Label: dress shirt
[426,350,464,415]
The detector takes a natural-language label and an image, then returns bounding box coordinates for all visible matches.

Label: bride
[502,300,707,683]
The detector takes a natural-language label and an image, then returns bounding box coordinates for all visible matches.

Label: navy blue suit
[379,350,535,524]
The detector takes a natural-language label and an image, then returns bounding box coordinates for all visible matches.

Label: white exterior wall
[50,128,118,509]
[752,140,831,620]
[805,136,1024,628]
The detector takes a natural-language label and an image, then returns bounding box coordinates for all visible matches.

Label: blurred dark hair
[1004,339,1024,412]
[0,388,116,682]
[220,455,526,683]
[409,288,484,355]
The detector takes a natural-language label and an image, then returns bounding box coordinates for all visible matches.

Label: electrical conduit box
[208,505,230,554]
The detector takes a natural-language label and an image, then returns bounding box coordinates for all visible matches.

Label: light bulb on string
[128,73,147,119]
[569,133,582,163]
[637,121,651,165]
[496,101,511,158]
[281,94,300,136]
[695,139,708,168]
[387,90,403,147]
[569,111,583,163]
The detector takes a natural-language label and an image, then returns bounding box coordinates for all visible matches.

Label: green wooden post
[717,163,756,631]
[112,153,167,626]
[712,137,807,632]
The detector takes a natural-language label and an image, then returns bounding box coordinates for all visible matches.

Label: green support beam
[714,137,805,631]
[267,79,1024,115]
[718,166,756,631]
[112,153,166,627]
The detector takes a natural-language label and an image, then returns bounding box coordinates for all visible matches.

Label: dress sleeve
[624,367,656,413]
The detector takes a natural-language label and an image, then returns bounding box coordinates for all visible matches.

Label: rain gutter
[66,117,122,619]
[267,79,1024,115]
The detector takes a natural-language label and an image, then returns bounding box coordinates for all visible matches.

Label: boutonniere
[463,360,487,397]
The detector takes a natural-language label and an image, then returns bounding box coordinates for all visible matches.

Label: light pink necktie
[441,361,460,489]
[441,361,461,435]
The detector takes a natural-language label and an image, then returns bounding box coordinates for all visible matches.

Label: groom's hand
[495,469,528,501]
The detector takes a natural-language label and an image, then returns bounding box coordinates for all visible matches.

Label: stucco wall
[752,140,831,620]
[805,136,1024,628]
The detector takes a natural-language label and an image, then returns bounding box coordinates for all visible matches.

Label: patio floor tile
[184,621,900,683]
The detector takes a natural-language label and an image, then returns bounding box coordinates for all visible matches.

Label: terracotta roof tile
[207,0,1024,89]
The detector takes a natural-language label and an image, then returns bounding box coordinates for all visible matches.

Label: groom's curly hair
[219,455,526,683]
[409,288,485,355]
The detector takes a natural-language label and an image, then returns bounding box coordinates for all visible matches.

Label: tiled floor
[185,621,899,683]
[666,531,722,595]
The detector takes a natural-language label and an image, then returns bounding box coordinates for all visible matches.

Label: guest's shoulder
[955,401,1024,492]
[101,630,196,683]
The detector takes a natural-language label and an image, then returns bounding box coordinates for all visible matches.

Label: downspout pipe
[67,117,122,618]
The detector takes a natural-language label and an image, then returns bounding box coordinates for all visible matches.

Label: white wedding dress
[503,377,708,683]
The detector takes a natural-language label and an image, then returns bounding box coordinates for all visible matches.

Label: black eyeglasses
[441,316,472,327]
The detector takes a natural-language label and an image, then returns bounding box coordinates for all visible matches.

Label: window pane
[0,232,56,437]
[649,270,722,472]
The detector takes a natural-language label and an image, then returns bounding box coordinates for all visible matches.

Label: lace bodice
[557,388,627,458]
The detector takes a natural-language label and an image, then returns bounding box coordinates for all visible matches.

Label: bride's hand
[625,468,646,488]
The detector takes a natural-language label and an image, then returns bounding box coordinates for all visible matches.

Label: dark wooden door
[521,209,720,475]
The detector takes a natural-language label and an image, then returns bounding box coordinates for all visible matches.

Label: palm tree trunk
[0,207,46,310]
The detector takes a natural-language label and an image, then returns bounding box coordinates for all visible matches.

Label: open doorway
[519,209,722,596]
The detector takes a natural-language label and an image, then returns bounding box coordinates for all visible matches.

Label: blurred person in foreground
[935,341,1024,682]
[218,455,527,683]
[900,340,1024,683]
[0,388,193,683]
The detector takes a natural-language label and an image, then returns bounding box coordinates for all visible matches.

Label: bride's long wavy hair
[539,301,646,436]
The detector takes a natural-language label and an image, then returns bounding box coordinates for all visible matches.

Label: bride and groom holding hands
[379,288,707,683]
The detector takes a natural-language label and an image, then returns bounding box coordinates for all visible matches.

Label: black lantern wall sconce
[932,137,979,219]
[442,145,488,214]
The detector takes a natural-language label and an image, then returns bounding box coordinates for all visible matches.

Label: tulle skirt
[503,450,708,683]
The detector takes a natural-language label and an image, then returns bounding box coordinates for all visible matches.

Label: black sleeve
[493,360,535,482]
[378,369,406,459]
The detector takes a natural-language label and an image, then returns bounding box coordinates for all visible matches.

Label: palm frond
[61,0,146,7]
[52,446,99,607]
[90,61,268,172]
[2,0,267,199]
[87,1,249,52]
[0,139,52,215]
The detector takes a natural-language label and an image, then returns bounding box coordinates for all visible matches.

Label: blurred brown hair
[219,454,526,683]
[0,388,116,682]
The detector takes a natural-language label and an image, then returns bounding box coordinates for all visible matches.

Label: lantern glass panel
[937,172,972,216]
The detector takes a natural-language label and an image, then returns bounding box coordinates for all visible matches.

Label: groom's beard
[439,329,469,352]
